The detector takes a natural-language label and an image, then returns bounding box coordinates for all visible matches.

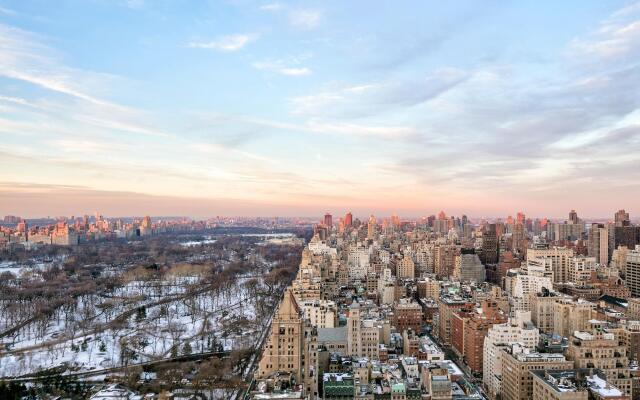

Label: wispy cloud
[124,0,145,9]
[48,139,121,153]
[569,1,640,61]
[307,121,418,139]
[0,22,175,140]
[0,5,17,15]
[0,24,117,107]
[253,59,312,76]
[188,34,257,51]
[288,9,322,30]
[290,68,468,118]
[260,2,283,12]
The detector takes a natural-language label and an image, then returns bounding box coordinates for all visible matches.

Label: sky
[0,0,639,219]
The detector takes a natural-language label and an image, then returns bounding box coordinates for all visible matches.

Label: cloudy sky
[0,0,639,219]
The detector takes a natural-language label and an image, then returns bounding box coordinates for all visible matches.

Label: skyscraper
[512,222,526,256]
[256,290,304,382]
[587,223,608,265]
[625,247,640,297]
[323,213,332,227]
[481,224,499,264]
[615,209,630,227]
[344,212,353,228]
[569,209,578,224]
[391,213,400,229]
[367,215,377,239]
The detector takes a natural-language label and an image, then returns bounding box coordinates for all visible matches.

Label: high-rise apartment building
[256,290,305,383]
[346,302,382,360]
[483,312,540,399]
[435,245,458,278]
[501,345,573,400]
[463,301,507,374]
[625,246,640,297]
[588,223,609,266]
[392,299,423,334]
[553,298,595,338]
[437,296,474,346]
[397,254,415,280]
[530,289,558,334]
[566,327,632,396]
[549,222,584,242]
[532,369,630,400]
[527,247,574,283]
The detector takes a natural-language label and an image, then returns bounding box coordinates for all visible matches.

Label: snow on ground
[0,261,22,275]
[0,271,267,378]
[0,257,63,276]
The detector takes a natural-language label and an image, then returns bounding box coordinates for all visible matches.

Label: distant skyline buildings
[2,208,637,224]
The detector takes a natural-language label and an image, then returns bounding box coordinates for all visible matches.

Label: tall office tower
[344,212,353,228]
[569,209,579,224]
[516,212,526,225]
[438,210,446,220]
[625,247,640,297]
[367,215,376,239]
[525,218,533,232]
[461,214,468,226]
[433,218,449,234]
[512,222,526,255]
[533,219,542,235]
[614,225,640,250]
[427,215,436,227]
[481,224,499,264]
[587,223,609,265]
[323,212,332,228]
[615,209,631,227]
[256,290,305,383]
[391,213,400,229]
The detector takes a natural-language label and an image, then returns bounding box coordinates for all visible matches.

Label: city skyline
[2,206,636,223]
[1,1,640,217]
